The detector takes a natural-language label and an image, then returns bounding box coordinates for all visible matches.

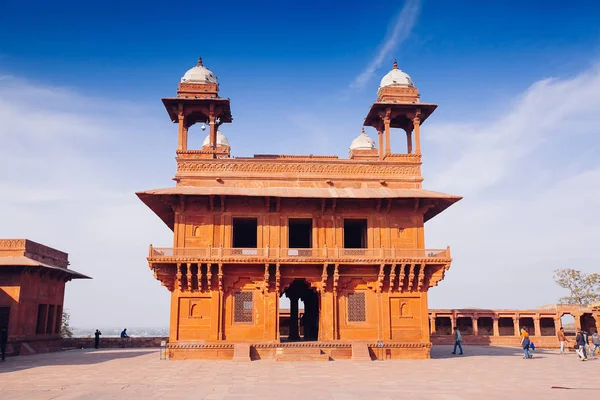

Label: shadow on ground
[0,349,158,373]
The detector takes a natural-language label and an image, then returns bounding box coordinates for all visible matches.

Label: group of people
[93,328,130,349]
[450,325,600,360]
[558,327,600,361]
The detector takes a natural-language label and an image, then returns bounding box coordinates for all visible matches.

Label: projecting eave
[363,102,437,131]
[0,256,91,279]
[162,97,233,124]
[137,186,462,229]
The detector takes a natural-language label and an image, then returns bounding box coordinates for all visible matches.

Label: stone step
[275,347,323,355]
[275,353,331,361]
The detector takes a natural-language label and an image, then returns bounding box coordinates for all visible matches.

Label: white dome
[379,61,414,88]
[202,130,230,147]
[181,58,218,84]
[350,129,376,151]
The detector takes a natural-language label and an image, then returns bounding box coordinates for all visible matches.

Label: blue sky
[1,0,600,329]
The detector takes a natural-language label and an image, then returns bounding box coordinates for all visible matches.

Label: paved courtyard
[0,346,598,399]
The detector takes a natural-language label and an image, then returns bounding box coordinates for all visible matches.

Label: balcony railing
[148,245,450,262]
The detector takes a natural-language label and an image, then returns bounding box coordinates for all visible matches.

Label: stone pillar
[384,116,391,156]
[177,110,186,151]
[289,295,300,341]
[492,317,499,337]
[574,314,582,330]
[554,316,561,334]
[533,315,541,336]
[429,315,436,336]
[377,130,384,160]
[406,130,413,154]
[413,116,421,155]
[472,316,479,336]
[513,316,519,336]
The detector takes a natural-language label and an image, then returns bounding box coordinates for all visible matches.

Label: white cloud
[0,77,174,329]
[351,0,421,89]
[424,63,600,309]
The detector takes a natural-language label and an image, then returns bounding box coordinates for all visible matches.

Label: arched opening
[186,122,207,150]
[581,313,597,333]
[477,317,494,336]
[280,279,319,341]
[540,317,556,336]
[435,317,452,335]
[498,317,514,336]
[560,314,576,337]
[456,317,473,335]
[519,317,535,336]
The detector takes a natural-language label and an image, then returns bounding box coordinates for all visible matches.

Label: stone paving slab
[0,346,598,399]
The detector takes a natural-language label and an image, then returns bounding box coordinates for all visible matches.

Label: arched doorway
[281,279,320,341]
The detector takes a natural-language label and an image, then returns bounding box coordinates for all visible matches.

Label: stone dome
[181,58,218,84]
[379,60,414,88]
[202,130,230,147]
[350,128,376,151]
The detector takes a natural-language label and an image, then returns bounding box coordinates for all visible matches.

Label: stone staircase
[274,346,330,361]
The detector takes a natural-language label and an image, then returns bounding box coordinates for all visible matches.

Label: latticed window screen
[347,292,366,322]
[234,292,253,323]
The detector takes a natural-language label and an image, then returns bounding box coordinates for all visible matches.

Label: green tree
[553,269,600,305]
[61,309,73,338]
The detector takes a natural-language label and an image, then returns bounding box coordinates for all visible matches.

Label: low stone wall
[62,337,168,349]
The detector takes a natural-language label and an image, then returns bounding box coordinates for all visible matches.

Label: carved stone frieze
[177,160,421,177]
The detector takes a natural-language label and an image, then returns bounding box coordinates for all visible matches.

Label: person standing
[591,331,600,356]
[557,327,569,354]
[520,327,531,359]
[0,328,7,362]
[94,329,101,349]
[451,327,463,355]
[575,328,587,361]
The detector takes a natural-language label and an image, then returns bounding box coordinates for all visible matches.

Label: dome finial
[361,127,366,135]
[393,59,398,69]
[197,57,203,66]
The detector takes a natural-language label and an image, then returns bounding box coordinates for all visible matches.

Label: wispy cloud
[424,62,600,309]
[351,0,421,89]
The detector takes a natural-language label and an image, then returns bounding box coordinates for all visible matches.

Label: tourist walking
[520,327,532,359]
[94,329,101,349]
[592,331,600,356]
[451,327,463,355]
[575,329,587,361]
[583,330,592,357]
[0,327,7,361]
[557,327,569,354]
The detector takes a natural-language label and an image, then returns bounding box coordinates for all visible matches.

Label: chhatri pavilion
[137,58,462,360]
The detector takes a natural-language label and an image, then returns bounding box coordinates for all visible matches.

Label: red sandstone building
[0,239,89,355]
[138,58,462,360]
[429,305,599,348]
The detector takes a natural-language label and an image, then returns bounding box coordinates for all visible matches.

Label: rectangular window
[288,218,313,248]
[55,305,63,334]
[36,304,48,334]
[46,305,55,334]
[344,219,367,249]
[347,292,366,322]
[0,306,10,332]
[232,218,258,248]
[233,292,253,323]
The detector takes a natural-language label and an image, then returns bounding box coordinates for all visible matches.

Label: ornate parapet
[175,157,422,186]
[0,239,69,269]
